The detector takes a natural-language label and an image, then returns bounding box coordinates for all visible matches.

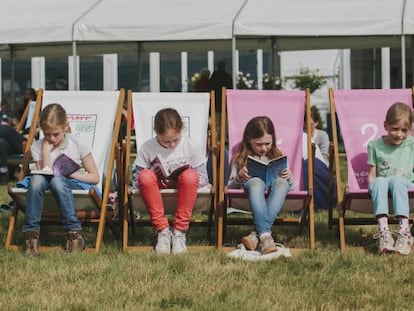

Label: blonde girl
[368,102,414,255]
[23,103,99,255]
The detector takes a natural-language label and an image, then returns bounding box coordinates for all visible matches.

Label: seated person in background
[1,99,13,125]
[302,132,337,211]
[0,124,27,185]
[308,106,330,164]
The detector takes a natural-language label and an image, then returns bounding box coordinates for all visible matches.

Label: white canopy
[0,0,99,44]
[404,0,414,34]
[74,0,244,41]
[234,0,405,37]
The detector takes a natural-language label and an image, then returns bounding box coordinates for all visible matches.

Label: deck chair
[217,89,315,250]
[328,88,414,251]
[122,91,217,251]
[6,95,40,181]
[5,89,125,253]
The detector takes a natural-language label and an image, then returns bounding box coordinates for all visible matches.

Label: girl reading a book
[132,108,208,254]
[22,103,100,255]
[228,116,294,254]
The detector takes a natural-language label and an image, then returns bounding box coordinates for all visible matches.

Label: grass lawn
[0,184,413,310]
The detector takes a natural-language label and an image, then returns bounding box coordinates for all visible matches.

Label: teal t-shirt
[367,135,414,182]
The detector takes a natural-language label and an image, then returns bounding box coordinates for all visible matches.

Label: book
[151,154,190,180]
[30,153,81,177]
[247,154,288,185]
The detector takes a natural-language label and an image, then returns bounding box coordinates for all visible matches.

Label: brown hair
[153,108,183,134]
[39,103,68,130]
[385,102,413,130]
[232,116,283,170]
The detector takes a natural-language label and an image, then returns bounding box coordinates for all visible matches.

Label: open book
[30,153,81,177]
[151,154,190,180]
[247,155,288,185]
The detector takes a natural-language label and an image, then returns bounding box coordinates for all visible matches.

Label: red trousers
[137,168,199,231]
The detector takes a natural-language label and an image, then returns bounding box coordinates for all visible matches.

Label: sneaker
[25,231,40,256]
[155,229,172,254]
[258,235,278,255]
[66,231,85,253]
[394,231,413,255]
[172,230,187,255]
[373,229,395,254]
[241,231,258,250]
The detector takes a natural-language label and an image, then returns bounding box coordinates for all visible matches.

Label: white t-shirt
[302,132,328,167]
[31,134,91,166]
[135,136,205,169]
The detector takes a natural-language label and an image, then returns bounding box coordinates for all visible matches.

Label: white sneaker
[155,229,172,254]
[373,229,394,254]
[172,230,187,254]
[394,231,413,256]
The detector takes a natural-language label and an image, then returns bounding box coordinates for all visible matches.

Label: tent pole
[72,41,78,90]
[9,45,15,106]
[401,0,407,88]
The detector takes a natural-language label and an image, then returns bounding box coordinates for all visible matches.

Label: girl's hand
[281,168,292,180]
[237,166,249,182]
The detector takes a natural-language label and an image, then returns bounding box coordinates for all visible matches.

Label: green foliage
[293,67,326,93]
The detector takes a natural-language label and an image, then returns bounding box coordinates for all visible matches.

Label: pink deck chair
[217,89,315,250]
[328,88,414,251]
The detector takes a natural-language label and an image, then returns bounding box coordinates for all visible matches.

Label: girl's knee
[389,175,407,187]
[137,169,158,186]
[49,176,69,192]
[177,169,199,186]
[272,177,289,191]
[30,175,48,190]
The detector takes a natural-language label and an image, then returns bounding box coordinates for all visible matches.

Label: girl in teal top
[368,102,414,255]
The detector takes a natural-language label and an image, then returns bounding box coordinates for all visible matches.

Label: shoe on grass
[155,229,172,254]
[25,231,40,256]
[373,229,394,254]
[394,230,413,255]
[66,231,85,253]
[172,230,187,255]
[241,231,258,250]
[258,235,278,255]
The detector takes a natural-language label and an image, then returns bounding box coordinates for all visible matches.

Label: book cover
[247,155,288,185]
[151,154,190,180]
[30,153,81,177]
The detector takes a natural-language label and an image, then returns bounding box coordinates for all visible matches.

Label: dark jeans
[0,125,26,168]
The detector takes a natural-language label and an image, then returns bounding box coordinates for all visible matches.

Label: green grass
[0,185,413,310]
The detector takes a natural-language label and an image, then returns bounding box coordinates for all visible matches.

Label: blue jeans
[368,175,414,218]
[23,175,82,233]
[243,177,290,236]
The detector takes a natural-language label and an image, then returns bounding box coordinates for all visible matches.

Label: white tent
[0,0,412,89]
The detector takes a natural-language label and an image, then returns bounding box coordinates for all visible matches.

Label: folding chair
[328,88,414,251]
[6,93,41,181]
[5,89,125,253]
[217,89,315,250]
[122,91,217,251]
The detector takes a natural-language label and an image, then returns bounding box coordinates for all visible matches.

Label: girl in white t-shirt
[23,103,100,256]
[132,108,208,254]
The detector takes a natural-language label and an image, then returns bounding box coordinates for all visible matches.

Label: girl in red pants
[132,108,208,254]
